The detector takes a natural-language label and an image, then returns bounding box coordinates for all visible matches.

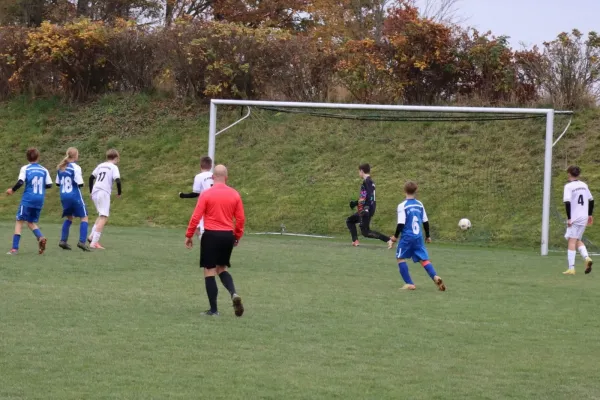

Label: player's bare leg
[576,239,593,274]
[564,238,578,275]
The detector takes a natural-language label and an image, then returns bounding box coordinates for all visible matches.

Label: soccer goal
[207,100,574,256]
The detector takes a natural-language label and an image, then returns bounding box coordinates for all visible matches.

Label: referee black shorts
[200,230,235,269]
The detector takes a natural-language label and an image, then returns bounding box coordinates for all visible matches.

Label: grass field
[2,223,600,399]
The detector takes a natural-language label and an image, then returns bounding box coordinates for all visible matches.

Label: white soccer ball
[458,218,471,231]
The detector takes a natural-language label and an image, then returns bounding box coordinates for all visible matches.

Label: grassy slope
[2,223,600,399]
[1,94,599,248]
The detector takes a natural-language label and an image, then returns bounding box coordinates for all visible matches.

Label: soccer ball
[458,218,471,231]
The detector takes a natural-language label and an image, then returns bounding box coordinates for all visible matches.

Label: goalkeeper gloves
[349,200,358,209]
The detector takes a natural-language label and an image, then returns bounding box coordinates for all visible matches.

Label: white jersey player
[88,149,122,250]
[563,166,594,275]
[179,156,213,238]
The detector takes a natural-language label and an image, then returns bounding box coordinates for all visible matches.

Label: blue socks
[32,229,42,239]
[423,262,437,280]
[61,220,72,242]
[79,222,88,244]
[398,262,414,285]
[12,234,21,250]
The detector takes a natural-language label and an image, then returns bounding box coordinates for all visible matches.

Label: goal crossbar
[208,99,574,256]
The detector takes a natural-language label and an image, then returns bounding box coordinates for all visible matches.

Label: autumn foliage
[0,1,598,107]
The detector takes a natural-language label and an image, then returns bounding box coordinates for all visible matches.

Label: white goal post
[207,99,574,256]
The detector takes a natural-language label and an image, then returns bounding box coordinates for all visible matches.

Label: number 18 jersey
[397,198,428,243]
[91,162,120,196]
[18,163,52,209]
[56,162,85,202]
[564,180,593,226]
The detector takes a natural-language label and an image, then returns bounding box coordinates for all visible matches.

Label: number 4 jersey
[564,180,594,226]
[397,198,428,243]
[91,162,120,196]
[56,162,85,202]
[18,163,53,209]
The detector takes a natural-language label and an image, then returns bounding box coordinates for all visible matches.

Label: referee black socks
[205,276,218,313]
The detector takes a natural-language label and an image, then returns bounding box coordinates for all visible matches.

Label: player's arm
[115,178,122,196]
[55,173,60,187]
[44,169,53,189]
[563,186,572,224]
[186,195,206,239]
[391,203,407,242]
[113,166,122,196]
[233,194,246,242]
[180,192,200,199]
[422,208,431,243]
[357,184,368,213]
[74,165,84,188]
[7,167,26,195]
[89,173,96,193]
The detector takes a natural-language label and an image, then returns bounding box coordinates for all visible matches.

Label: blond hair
[106,149,120,160]
[57,147,78,171]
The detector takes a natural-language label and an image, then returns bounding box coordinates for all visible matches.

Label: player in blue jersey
[388,181,446,291]
[5,148,53,255]
[56,147,91,252]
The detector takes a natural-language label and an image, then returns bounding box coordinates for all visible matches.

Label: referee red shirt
[186,182,245,240]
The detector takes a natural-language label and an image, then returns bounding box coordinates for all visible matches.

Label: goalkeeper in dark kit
[346,163,390,247]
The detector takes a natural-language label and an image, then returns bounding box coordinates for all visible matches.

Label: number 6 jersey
[91,162,121,196]
[397,198,429,242]
[56,162,85,202]
[564,180,594,226]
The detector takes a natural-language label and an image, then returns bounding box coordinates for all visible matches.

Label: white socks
[568,250,576,270]
[91,231,102,245]
[578,245,589,259]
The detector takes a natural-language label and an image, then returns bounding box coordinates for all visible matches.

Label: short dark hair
[106,149,119,160]
[567,165,581,178]
[200,156,213,170]
[359,163,371,174]
[26,148,39,162]
[404,181,418,195]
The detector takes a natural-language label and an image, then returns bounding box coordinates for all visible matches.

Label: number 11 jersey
[91,162,121,196]
[19,163,52,209]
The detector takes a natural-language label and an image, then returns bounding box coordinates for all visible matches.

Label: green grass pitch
[2,223,600,399]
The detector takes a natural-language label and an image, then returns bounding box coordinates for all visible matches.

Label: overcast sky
[415,0,599,48]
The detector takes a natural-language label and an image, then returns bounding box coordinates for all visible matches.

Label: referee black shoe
[232,294,244,317]
[201,310,220,317]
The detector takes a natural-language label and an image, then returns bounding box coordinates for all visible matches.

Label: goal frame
[208,99,573,256]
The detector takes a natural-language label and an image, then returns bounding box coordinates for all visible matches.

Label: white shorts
[565,224,586,240]
[92,191,111,217]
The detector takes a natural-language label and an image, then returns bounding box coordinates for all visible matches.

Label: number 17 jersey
[397,198,428,243]
[91,162,120,196]
[56,162,85,202]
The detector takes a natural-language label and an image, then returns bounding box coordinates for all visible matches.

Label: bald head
[213,164,228,183]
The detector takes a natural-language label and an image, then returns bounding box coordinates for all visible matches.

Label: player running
[88,149,122,250]
[388,181,445,291]
[179,156,213,239]
[346,163,390,246]
[56,147,91,252]
[562,166,594,275]
[6,148,53,255]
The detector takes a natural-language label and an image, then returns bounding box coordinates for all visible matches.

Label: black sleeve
[589,199,595,216]
[78,184,84,188]
[56,182,60,187]
[365,178,375,206]
[45,184,52,189]
[11,180,24,192]
[180,192,200,199]
[423,221,431,238]
[394,223,405,238]
[116,178,122,196]
[565,202,571,220]
[89,175,95,194]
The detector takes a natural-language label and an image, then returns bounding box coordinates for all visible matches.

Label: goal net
[208,100,578,255]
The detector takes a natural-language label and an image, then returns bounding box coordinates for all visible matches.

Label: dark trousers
[346,211,390,243]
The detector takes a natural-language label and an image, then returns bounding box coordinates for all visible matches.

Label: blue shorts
[396,240,429,263]
[16,205,42,223]
[61,199,88,218]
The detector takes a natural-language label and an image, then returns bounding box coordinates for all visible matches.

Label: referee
[185,164,245,317]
